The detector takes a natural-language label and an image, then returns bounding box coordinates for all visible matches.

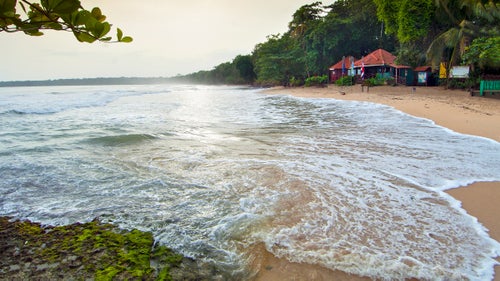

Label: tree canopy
[0,0,132,43]
[374,0,500,70]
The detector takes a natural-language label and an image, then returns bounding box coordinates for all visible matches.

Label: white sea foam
[0,85,169,115]
[0,85,499,280]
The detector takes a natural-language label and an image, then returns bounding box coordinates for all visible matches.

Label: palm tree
[288,2,324,38]
[426,0,499,70]
[287,2,325,78]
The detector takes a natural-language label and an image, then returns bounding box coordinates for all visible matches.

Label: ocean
[1,84,499,280]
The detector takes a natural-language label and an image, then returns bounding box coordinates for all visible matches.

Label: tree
[252,34,303,85]
[373,0,401,35]
[288,2,324,77]
[233,55,256,83]
[313,0,394,71]
[462,36,500,69]
[0,0,132,43]
[426,0,500,69]
[288,1,324,38]
[396,0,434,43]
[374,0,435,43]
[374,0,500,72]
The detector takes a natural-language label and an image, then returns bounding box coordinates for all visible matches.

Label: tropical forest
[178,0,500,88]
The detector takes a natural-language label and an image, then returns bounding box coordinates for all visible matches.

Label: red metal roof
[329,49,411,71]
[354,49,396,67]
[414,66,432,72]
[329,56,356,70]
[349,49,411,69]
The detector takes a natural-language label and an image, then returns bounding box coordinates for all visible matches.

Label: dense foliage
[0,0,132,43]
[175,55,256,85]
[179,0,499,86]
[376,0,500,71]
[462,36,500,69]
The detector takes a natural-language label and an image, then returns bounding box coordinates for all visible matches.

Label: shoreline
[256,85,500,280]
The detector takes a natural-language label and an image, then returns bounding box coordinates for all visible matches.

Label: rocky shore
[0,217,223,280]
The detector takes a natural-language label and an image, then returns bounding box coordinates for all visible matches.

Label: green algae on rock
[0,217,182,280]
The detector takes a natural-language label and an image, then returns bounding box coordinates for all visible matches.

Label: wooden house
[329,56,356,82]
[353,49,412,85]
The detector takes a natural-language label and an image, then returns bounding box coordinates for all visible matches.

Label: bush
[385,77,396,86]
[444,78,478,89]
[365,77,384,86]
[305,75,328,87]
[289,76,303,87]
[335,76,355,86]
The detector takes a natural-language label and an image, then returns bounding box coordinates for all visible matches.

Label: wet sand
[254,85,500,280]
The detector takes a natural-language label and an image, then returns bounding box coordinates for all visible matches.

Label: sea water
[1,84,499,280]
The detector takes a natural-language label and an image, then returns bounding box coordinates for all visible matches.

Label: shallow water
[1,84,499,279]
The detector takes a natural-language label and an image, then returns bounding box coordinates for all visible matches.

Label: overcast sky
[0,0,334,81]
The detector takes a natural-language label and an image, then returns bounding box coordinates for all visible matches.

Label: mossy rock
[0,217,183,280]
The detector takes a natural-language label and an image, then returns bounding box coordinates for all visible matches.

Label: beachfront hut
[353,49,412,85]
[329,56,356,82]
[355,49,396,79]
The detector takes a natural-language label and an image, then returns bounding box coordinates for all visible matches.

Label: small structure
[329,56,356,82]
[414,66,433,86]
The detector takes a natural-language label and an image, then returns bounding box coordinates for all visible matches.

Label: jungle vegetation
[180,0,499,86]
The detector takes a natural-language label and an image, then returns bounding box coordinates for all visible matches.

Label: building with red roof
[329,49,413,85]
[354,49,411,84]
[329,56,356,82]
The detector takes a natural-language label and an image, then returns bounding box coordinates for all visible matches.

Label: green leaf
[24,29,44,36]
[120,36,133,43]
[73,10,91,26]
[42,0,81,14]
[91,7,106,22]
[46,21,63,30]
[0,0,16,17]
[74,31,96,43]
[117,28,123,41]
[28,3,50,22]
[100,22,110,37]
[2,10,15,17]
[28,10,51,23]
[90,21,110,38]
[0,0,16,11]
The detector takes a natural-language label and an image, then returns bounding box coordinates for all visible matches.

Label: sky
[0,0,334,81]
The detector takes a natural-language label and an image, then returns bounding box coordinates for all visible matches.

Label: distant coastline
[0,77,182,87]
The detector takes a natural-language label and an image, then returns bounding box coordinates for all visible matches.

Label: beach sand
[253,85,500,280]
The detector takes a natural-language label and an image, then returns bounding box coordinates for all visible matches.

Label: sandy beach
[255,85,500,280]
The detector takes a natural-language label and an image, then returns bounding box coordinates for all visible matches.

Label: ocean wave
[0,85,171,115]
[84,133,158,146]
[0,109,35,116]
